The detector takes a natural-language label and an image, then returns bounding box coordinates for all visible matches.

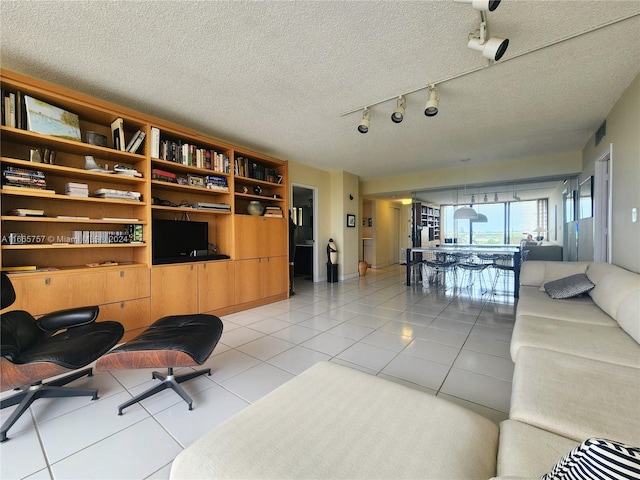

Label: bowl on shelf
[247,201,265,216]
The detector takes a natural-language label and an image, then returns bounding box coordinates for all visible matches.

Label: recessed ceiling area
[1,2,638,182]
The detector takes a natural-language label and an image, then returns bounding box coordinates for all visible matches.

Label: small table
[406,245,522,297]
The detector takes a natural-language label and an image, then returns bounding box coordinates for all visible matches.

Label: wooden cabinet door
[198,260,234,313]
[104,267,150,303]
[234,216,261,260]
[151,264,197,321]
[233,258,262,305]
[99,298,151,340]
[6,271,106,316]
[263,255,288,298]
[260,218,287,258]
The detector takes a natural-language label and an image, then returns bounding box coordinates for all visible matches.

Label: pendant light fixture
[453,159,478,220]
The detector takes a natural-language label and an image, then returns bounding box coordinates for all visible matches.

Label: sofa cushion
[590,269,640,321]
[517,287,616,326]
[496,420,579,478]
[540,437,640,480]
[617,290,640,343]
[519,262,547,287]
[586,261,624,287]
[511,316,640,367]
[543,273,595,299]
[538,262,589,292]
[510,347,640,446]
[170,361,499,479]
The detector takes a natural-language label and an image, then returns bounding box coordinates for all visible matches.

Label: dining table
[405,244,522,297]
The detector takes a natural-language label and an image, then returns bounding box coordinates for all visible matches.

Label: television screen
[152,219,208,263]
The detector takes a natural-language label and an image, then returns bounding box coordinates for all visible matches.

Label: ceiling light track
[341,11,639,125]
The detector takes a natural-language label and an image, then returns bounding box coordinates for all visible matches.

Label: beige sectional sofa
[170,260,640,479]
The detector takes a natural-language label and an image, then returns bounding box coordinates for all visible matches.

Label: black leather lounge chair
[0,271,124,442]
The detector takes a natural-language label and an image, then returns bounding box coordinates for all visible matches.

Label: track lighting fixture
[467,15,509,61]
[484,193,488,203]
[494,192,499,202]
[454,0,501,12]
[424,85,439,117]
[358,108,370,134]
[391,96,406,123]
[471,194,475,204]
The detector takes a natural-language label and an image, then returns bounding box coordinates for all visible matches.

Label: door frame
[291,183,319,282]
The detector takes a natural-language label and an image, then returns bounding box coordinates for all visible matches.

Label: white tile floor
[0,264,516,479]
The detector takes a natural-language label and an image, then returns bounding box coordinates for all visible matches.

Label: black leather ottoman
[96,314,223,415]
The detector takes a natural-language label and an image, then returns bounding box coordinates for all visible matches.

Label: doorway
[292,184,317,283]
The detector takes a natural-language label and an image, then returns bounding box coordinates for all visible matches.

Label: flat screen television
[152,219,209,264]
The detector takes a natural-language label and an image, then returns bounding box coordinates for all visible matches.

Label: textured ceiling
[1,1,639,185]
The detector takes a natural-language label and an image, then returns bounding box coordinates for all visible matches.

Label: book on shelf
[65,182,89,197]
[125,129,146,153]
[114,165,142,177]
[151,168,176,182]
[101,217,140,222]
[7,92,16,128]
[57,215,90,220]
[264,206,284,217]
[111,117,125,151]
[8,208,45,217]
[93,188,141,201]
[150,127,160,158]
[2,265,38,272]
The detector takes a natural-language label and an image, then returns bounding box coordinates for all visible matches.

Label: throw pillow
[539,262,589,292]
[544,273,595,299]
[540,437,640,480]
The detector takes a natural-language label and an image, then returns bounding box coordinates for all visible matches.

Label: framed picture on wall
[346,214,356,227]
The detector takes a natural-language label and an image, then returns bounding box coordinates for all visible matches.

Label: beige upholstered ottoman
[170,361,499,479]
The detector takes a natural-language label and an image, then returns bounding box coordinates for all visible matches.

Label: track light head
[494,192,499,202]
[424,85,439,117]
[484,193,488,203]
[468,20,509,61]
[391,96,406,123]
[358,108,370,134]
[454,0,501,12]
[468,35,509,61]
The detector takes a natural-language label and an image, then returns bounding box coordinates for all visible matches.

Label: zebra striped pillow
[540,437,640,480]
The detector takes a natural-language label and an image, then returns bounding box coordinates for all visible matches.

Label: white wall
[582,73,640,273]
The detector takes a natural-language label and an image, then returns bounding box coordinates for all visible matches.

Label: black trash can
[327,263,338,283]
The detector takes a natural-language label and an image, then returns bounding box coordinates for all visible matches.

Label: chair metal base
[117,367,211,415]
[0,367,96,442]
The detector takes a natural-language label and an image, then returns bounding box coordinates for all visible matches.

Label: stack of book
[264,206,284,218]
[65,182,89,197]
[151,168,176,183]
[93,188,141,201]
[205,175,229,191]
[114,165,142,177]
[2,166,47,190]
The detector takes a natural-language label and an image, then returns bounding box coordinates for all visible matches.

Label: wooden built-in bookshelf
[1,69,289,339]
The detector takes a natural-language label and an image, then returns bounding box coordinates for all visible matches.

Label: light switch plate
[633,207,638,223]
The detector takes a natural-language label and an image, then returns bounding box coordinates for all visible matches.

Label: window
[442,199,547,244]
